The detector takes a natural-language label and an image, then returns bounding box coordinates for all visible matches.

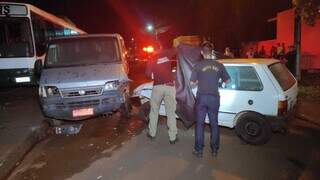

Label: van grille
[55,100,100,108]
[68,100,100,108]
[61,86,103,98]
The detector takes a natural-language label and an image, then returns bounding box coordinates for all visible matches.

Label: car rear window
[268,63,296,91]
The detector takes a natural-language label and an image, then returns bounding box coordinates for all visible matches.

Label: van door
[267,63,298,113]
[119,37,129,74]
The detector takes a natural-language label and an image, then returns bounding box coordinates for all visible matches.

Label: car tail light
[278,100,288,116]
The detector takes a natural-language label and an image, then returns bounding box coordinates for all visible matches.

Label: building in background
[246,9,320,70]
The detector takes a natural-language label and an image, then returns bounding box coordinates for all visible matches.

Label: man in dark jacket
[190,42,230,157]
[145,45,178,144]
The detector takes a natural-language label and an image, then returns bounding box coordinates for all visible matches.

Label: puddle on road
[9,112,146,180]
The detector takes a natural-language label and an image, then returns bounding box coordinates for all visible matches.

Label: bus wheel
[235,112,271,145]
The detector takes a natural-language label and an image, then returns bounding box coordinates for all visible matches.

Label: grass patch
[298,85,320,102]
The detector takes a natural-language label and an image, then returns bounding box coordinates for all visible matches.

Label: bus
[0,2,86,86]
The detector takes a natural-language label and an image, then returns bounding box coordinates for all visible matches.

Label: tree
[293,0,320,26]
[292,0,319,79]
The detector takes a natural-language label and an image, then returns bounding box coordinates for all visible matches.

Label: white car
[133,58,298,145]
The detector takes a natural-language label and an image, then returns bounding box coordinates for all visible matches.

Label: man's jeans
[195,94,220,152]
[149,85,177,141]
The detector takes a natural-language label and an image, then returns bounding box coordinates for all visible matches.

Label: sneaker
[146,133,155,141]
[212,150,218,157]
[169,138,178,145]
[192,149,203,158]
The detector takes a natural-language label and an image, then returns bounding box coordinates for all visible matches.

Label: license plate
[72,108,94,117]
[15,77,31,83]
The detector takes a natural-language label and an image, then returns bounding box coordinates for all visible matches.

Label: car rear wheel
[235,112,271,145]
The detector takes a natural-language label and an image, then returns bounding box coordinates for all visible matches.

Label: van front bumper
[40,91,124,121]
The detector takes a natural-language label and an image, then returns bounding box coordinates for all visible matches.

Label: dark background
[11,0,292,51]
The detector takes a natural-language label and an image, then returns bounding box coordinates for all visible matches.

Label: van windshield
[269,63,296,91]
[0,17,34,58]
[45,37,120,68]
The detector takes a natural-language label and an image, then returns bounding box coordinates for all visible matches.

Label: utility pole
[294,15,301,80]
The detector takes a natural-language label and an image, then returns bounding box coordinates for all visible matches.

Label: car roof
[218,58,279,65]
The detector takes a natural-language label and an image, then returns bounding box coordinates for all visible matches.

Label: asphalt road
[6,110,320,180]
[4,65,320,180]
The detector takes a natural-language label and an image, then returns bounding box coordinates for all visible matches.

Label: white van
[37,34,131,124]
[133,58,298,145]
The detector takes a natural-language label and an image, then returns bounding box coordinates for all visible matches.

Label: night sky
[11,0,292,50]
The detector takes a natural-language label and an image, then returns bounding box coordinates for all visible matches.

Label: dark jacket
[145,49,176,85]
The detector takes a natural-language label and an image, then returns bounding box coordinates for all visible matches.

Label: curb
[0,121,49,180]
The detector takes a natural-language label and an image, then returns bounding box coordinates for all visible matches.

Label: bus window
[31,13,47,56]
[0,18,34,58]
[32,12,76,56]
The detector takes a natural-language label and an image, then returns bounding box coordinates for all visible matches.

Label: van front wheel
[120,93,132,119]
[235,112,271,145]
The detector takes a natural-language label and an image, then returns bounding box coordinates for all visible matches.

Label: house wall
[253,9,320,69]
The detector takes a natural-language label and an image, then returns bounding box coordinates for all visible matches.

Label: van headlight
[39,86,60,98]
[104,81,120,91]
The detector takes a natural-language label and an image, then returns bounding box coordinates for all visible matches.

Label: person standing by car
[190,42,230,157]
[224,47,234,58]
[145,43,178,144]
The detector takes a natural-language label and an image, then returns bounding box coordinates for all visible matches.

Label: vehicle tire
[45,118,62,126]
[139,102,150,122]
[120,93,132,119]
[235,112,272,145]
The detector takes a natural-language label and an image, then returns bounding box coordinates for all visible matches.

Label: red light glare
[142,46,154,53]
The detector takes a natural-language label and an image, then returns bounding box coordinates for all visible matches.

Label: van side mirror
[34,59,43,77]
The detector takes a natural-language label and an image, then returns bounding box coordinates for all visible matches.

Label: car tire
[120,93,132,119]
[139,102,150,122]
[235,112,272,145]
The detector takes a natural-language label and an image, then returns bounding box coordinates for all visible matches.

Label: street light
[146,23,154,32]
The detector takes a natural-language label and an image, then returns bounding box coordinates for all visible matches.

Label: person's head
[201,41,216,59]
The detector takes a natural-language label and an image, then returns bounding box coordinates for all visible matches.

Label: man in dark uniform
[145,44,177,144]
[190,42,230,157]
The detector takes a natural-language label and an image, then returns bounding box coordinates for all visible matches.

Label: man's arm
[220,64,231,84]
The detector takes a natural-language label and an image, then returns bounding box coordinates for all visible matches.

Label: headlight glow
[104,81,120,91]
[46,86,60,96]
[39,86,60,97]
